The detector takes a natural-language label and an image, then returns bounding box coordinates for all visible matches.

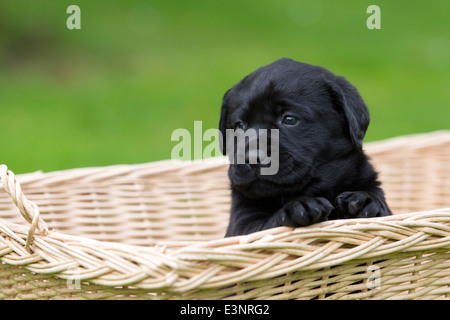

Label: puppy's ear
[219,89,231,155]
[324,75,370,149]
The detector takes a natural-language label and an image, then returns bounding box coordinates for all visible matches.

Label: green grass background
[1,0,449,174]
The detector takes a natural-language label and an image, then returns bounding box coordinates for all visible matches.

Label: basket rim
[363,130,450,154]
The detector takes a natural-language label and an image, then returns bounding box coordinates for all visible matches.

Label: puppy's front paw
[276,197,334,227]
[335,191,390,218]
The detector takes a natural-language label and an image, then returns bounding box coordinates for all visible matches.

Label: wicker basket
[1,131,449,300]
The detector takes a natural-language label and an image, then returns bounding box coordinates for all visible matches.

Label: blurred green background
[1,0,449,174]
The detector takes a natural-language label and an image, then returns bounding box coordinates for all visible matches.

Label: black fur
[220,58,391,237]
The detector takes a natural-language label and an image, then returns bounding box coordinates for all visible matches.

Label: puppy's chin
[228,163,255,181]
[231,179,281,199]
[228,163,310,199]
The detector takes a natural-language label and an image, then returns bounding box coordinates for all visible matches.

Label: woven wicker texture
[0,131,449,300]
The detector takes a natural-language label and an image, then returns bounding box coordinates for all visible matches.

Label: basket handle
[0,164,49,253]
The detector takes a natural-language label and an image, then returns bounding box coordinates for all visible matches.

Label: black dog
[219,58,391,237]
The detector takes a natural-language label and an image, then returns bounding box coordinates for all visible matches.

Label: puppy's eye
[234,121,246,130]
[282,115,298,126]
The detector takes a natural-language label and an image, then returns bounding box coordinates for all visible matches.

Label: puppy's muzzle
[245,149,268,168]
[228,128,279,175]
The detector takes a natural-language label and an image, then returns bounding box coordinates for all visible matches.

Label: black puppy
[220,58,391,237]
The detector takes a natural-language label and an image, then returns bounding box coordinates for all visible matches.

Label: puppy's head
[219,58,370,198]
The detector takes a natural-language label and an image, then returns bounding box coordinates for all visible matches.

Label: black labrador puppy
[219,58,391,237]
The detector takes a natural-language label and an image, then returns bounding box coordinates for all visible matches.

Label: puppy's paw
[276,197,334,227]
[335,191,390,218]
